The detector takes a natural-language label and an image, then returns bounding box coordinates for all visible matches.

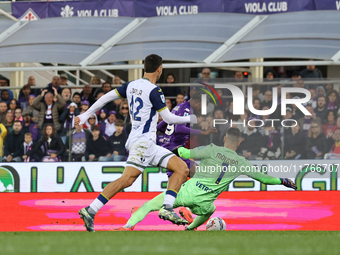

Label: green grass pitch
[1,231,340,255]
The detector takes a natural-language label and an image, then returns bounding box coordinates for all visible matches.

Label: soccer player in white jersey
[76,54,197,232]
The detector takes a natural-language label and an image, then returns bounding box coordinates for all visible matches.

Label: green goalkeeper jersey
[179,144,281,205]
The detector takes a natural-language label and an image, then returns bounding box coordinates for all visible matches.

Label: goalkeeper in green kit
[116,128,297,231]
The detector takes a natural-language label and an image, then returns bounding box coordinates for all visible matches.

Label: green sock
[126,193,165,227]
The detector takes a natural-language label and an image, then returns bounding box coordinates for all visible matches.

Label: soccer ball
[206,217,226,231]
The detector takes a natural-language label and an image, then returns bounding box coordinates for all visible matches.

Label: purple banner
[223,0,316,14]
[313,0,340,10]
[11,0,340,20]
[134,0,223,17]
[12,0,134,20]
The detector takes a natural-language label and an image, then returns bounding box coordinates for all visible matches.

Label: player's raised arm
[75,84,127,125]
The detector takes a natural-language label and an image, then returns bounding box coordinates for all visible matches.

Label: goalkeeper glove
[280,178,297,190]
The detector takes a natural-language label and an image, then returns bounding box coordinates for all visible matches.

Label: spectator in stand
[231,109,250,133]
[176,93,185,106]
[100,110,116,139]
[113,76,121,85]
[316,86,326,99]
[290,97,304,120]
[298,105,320,137]
[249,98,261,119]
[284,120,306,159]
[306,119,328,159]
[0,101,7,123]
[14,108,23,122]
[45,76,62,95]
[61,88,72,107]
[165,98,172,111]
[291,70,301,81]
[225,101,239,121]
[325,83,334,94]
[113,98,122,111]
[17,85,31,110]
[324,129,340,159]
[65,124,91,161]
[27,124,65,162]
[97,108,107,125]
[322,110,338,138]
[212,108,229,146]
[59,102,79,143]
[24,95,39,123]
[90,75,101,86]
[2,120,24,162]
[306,88,317,108]
[291,79,308,98]
[96,82,116,112]
[0,89,12,105]
[233,71,246,82]
[261,90,273,109]
[314,96,328,120]
[19,76,41,98]
[32,87,66,132]
[101,120,127,161]
[0,122,7,161]
[249,84,263,102]
[162,73,181,99]
[326,90,339,111]
[72,92,82,108]
[236,118,263,159]
[8,99,18,113]
[337,116,340,129]
[22,109,39,142]
[20,133,37,162]
[300,60,323,82]
[116,99,131,135]
[60,74,68,85]
[91,75,103,97]
[0,77,14,101]
[102,81,112,94]
[84,114,99,132]
[80,100,90,115]
[256,122,281,160]
[80,84,95,106]
[83,125,111,162]
[4,112,14,133]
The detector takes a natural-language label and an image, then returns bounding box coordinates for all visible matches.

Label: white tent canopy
[0,11,340,71]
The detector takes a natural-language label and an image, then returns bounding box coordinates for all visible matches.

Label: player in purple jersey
[157,90,216,178]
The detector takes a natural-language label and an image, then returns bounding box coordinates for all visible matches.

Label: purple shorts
[166,157,195,178]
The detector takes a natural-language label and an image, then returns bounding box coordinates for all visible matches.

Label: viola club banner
[0,160,340,193]
[11,0,340,21]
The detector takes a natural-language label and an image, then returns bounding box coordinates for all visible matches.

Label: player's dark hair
[144,54,162,73]
[226,127,241,144]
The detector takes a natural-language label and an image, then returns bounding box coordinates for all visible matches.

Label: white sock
[163,194,176,208]
[89,198,105,214]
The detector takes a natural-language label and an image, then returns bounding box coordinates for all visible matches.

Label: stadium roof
[1,11,340,71]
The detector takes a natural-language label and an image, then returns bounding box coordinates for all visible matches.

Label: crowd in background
[0,63,339,162]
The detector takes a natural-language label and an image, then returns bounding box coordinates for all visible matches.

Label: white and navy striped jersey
[115,78,167,148]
